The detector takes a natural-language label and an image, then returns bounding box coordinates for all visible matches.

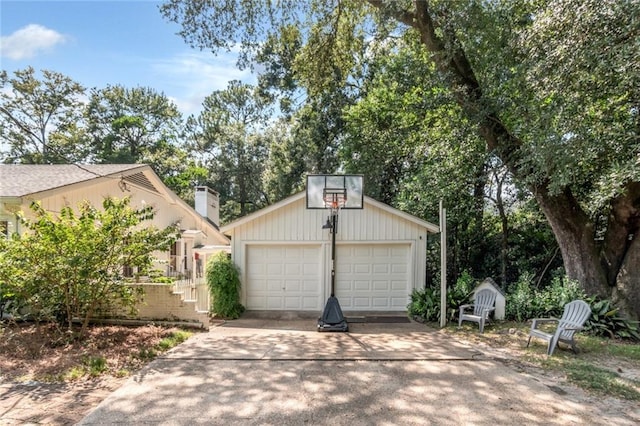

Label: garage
[335,244,411,311]
[245,244,322,310]
[222,191,439,314]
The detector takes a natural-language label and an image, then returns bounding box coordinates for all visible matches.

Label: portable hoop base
[317,296,349,332]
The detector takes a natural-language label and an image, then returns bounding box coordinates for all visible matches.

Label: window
[0,221,8,238]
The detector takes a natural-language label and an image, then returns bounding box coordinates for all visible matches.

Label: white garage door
[246,245,322,310]
[335,244,411,311]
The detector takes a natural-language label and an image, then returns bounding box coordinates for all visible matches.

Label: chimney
[195,186,220,227]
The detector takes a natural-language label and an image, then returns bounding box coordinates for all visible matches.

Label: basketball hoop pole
[307,176,362,333]
[323,192,343,296]
[329,210,337,297]
[317,193,348,332]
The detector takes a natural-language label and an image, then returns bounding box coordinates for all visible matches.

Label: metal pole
[440,201,447,328]
[330,212,336,297]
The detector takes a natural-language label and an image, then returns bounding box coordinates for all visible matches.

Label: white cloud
[152,51,256,116]
[1,24,67,60]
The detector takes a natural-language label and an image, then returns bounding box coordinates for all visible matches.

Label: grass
[135,329,193,360]
[156,329,192,350]
[561,361,639,400]
[65,329,193,380]
[445,321,640,401]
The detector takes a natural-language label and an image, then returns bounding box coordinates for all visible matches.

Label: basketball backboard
[306,174,364,209]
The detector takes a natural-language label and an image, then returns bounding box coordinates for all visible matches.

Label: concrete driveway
[79,316,633,425]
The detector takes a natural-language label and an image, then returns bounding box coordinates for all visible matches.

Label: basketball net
[323,190,347,214]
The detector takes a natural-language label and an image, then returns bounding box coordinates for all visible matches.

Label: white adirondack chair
[527,300,591,356]
[458,288,497,333]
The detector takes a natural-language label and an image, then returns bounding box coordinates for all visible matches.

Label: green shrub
[506,273,535,322]
[506,274,586,321]
[408,287,440,322]
[407,271,475,323]
[447,271,474,321]
[533,275,586,317]
[584,298,640,341]
[504,273,638,341]
[206,252,244,319]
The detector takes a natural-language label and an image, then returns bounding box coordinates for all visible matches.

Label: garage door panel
[335,280,351,292]
[303,264,319,275]
[284,297,302,309]
[267,249,284,259]
[372,297,391,307]
[246,245,322,311]
[284,264,301,275]
[391,297,408,308]
[373,264,389,274]
[267,280,283,291]
[372,246,389,256]
[247,295,264,307]
[354,281,371,291]
[353,297,371,308]
[391,280,407,290]
[336,244,411,311]
[392,264,407,274]
[373,281,390,291]
[302,297,318,309]
[352,246,370,256]
[285,280,301,291]
[354,264,371,274]
[266,297,284,309]
[302,280,318,292]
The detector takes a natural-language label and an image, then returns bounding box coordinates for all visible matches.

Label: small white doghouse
[474,278,506,320]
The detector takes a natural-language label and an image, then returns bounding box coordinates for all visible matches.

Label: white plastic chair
[527,300,591,356]
[458,289,496,333]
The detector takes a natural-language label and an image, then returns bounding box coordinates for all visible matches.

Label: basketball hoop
[305,174,363,333]
[323,188,347,212]
[306,174,363,210]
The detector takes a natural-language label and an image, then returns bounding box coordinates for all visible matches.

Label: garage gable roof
[221,192,440,234]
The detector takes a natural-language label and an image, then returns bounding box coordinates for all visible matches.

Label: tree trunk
[534,187,609,296]
[494,170,509,288]
[613,235,640,320]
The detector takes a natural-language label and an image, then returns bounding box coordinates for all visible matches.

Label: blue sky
[1,0,255,115]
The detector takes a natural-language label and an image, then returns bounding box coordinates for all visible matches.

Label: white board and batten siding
[222,192,439,313]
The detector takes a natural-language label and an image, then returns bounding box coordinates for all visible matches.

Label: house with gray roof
[0,164,229,279]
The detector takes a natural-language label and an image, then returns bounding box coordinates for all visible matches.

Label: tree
[340,33,498,284]
[262,118,308,202]
[0,67,88,163]
[86,85,183,162]
[185,80,271,222]
[161,0,640,318]
[0,197,179,337]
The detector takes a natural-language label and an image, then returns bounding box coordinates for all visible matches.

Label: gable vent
[123,172,159,193]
